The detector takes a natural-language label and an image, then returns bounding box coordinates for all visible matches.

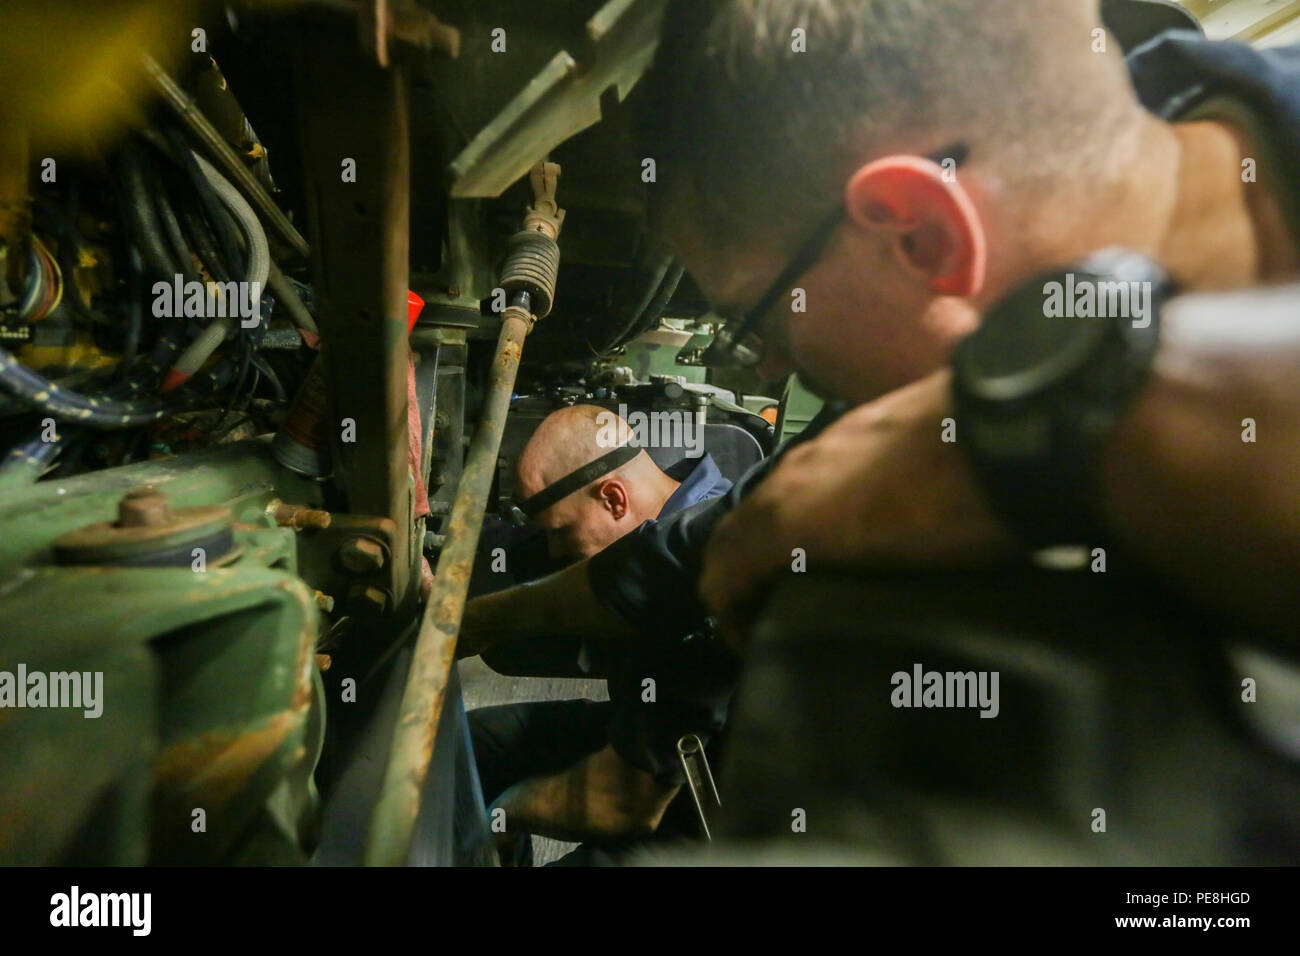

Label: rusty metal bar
[290,26,416,613]
[365,303,533,865]
[366,159,561,864]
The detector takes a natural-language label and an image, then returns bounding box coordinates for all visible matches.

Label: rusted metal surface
[154,711,299,813]
[269,499,333,531]
[312,0,461,60]
[290,22,417,615]
[365,307,532,865]
[359,0,390,67]
[366,159,563,863]
[52,486,235,566]
[338,536,388,574]
[0,560,320,863]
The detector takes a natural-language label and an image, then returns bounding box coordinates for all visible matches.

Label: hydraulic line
[179,205,231,284]
[0,318,202,432]
[142,55,310,261]
[118,143,185,279]
[5,324,187,478]
[163,150,270,390]
[267,259,317,335]
[597,250,674,354]
[0,343,238,492]
[628,263,685,342]
[164,127,243,278]
[0,340,237,428]
[152,176,205,280]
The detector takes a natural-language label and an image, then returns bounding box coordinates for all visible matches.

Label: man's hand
[491,744,680,847]
[698,371,1019,638]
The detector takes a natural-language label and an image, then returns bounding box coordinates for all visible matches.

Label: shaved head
[516,404,637,499]
[515,405,682,560]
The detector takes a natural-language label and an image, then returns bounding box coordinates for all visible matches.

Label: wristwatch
[951,248,1173,548]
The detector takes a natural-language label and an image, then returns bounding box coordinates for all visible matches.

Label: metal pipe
[267,259,318,335]
[364,300,533,866]
[142,55,311,261]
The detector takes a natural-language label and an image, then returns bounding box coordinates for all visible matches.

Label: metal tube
[142,55,311,261]
[267,259,318,335]
[365,303,532,865]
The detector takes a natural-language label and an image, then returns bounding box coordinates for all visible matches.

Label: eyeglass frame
[703,142,970,368]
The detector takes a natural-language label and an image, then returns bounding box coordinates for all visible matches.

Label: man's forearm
[457,558,637,659]
[1102,284,1300,643]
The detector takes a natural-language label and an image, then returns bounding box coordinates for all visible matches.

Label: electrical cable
[164,150,270,389]
[163,127,244,279]
[118,142,185,279]
[592,251,677,356]
[248,351,287,403]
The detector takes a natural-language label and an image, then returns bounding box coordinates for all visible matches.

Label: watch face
[961,269,1114,402]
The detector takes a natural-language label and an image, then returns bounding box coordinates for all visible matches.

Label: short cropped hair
[638,0,1137,252]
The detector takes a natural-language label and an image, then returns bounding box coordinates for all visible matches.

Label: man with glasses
[462,0,1300,699]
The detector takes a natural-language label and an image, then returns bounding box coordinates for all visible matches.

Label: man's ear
[596,479,630,520]
[843,155,986,298]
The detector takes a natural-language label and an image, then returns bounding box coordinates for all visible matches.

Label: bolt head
[348,584,390,614]
[338,536,387,573]
[118,486,172,527]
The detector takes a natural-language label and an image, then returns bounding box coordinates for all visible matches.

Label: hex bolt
[118,486,173,528]
[269,499,333,531]
[338,536,387,573]
[348,584,390,614]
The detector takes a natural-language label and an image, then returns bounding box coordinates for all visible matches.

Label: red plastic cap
[407,290,425,333]
[161,368,190,392]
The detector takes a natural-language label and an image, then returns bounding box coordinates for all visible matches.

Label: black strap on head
[515,444,642,520]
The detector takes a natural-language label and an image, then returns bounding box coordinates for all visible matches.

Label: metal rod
[364,302,533,865]
[142,55,311,261]
[677,733,721,841]
[267,259,318,334]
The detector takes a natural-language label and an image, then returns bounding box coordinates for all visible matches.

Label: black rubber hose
[249,352,287,403]
[118,142,183,278]
[594,254,674,355]
[149,163,203,282]
[625,263,685,343]
[0,332,234,428]
[180,202,231,283]
[119,246,145,381]
[0,326,192,481]
[163,127,244,279]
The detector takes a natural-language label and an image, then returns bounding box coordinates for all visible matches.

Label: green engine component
[0,440,327,864]
[778,375,825,442]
